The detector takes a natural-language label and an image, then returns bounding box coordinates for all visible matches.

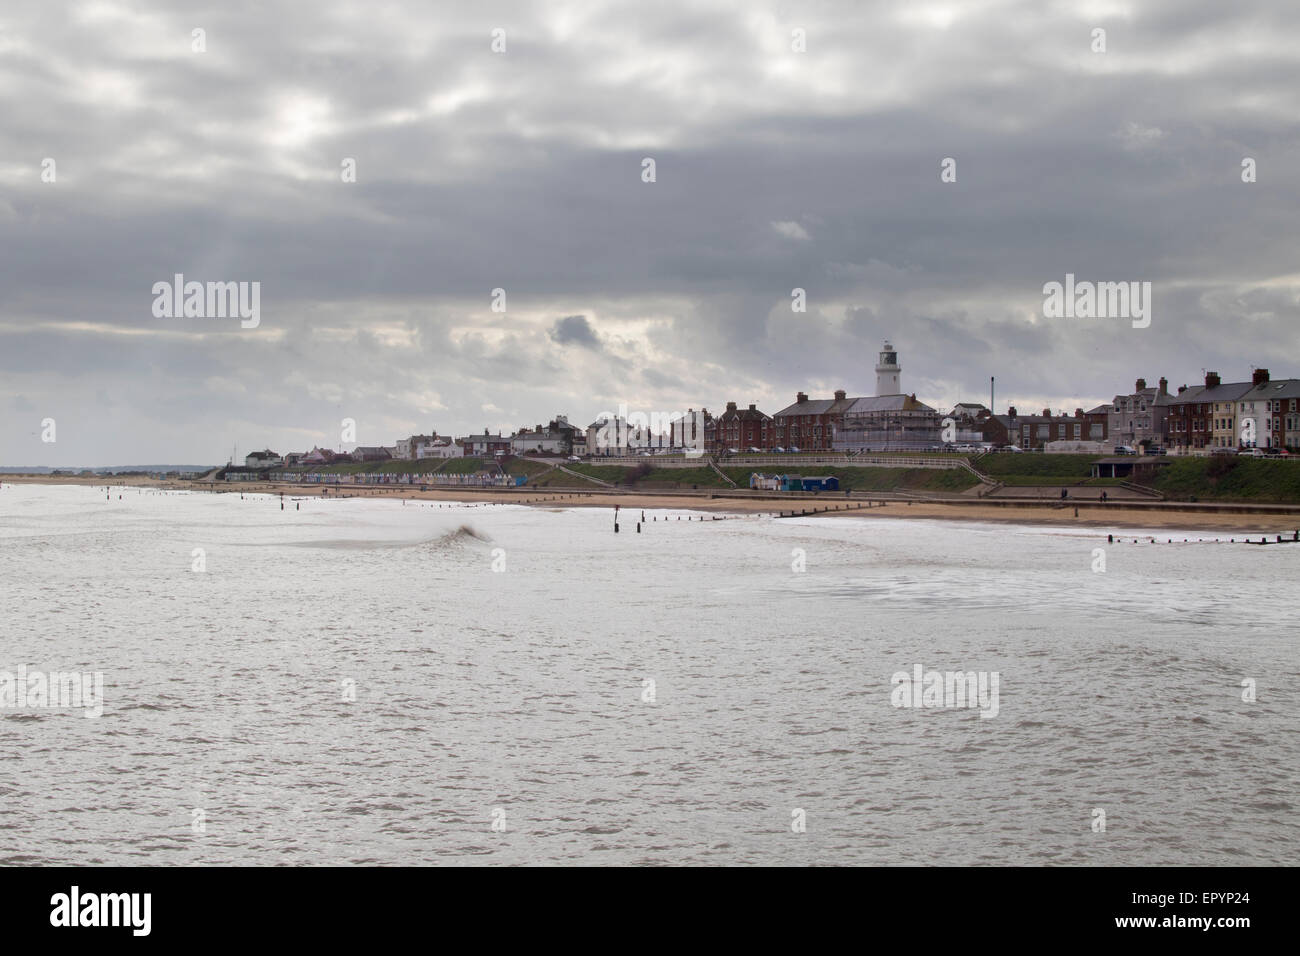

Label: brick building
[1166,372,1253,453]
[713,402,773,453]
[771,389,856,452]
[991,407,1109,450]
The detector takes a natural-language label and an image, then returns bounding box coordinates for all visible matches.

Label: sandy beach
[8,473,1300,535]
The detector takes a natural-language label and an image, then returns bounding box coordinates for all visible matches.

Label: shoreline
[7,474,1300,535]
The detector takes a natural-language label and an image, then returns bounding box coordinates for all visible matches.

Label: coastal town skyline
[9,341,1295,469]
[226,348,1300,469]
[2,1,1297,466]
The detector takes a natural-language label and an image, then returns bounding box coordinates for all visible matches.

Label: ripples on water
[1,484,1296,865]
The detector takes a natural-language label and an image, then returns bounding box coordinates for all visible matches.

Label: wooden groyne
[1106,531,1300,545]
[774,502,883,518]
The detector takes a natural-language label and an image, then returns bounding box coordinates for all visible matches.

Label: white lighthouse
[875,341,900,396]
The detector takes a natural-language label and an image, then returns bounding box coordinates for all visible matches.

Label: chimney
[1253,368,1270,386]
[834,389,846,401]
[1205,371,1220,389]
[1158,377,1168,395]
[1136,378,1146,391]
[726,401,737,412]
[796,392,808,404]
[1177,385,1187,395]
[1042,408,1051,417]
[1075,408,1083,417]
[1008,406,1017,417]
[748,403,757,411]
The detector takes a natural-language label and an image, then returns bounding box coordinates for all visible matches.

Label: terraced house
[1109,378,1172,449]
[771,390,854,452]
[1235,370,1300,449]
[460,431,512,457]
[1165,372,1252,453]
[992,407,1101,451]
[713,402,773,453]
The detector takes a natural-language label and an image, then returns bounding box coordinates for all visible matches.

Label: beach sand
[7,474,1300,535]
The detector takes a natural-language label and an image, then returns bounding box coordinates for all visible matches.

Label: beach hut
[801,476,839,491]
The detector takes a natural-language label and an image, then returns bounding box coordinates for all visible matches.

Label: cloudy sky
[2,0,1297,465]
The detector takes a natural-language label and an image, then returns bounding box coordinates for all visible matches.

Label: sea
[1,483,1296,865]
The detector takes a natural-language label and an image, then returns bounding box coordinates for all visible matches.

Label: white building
[875,341,900,396]
[511,429,567,455]
[833,343,942,452]
[1236,374,1300,449]
[416,436,462,458]
[587,417,626,457]
[244,449,282,469]
[512,417,582,456]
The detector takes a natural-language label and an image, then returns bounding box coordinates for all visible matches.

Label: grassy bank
[557,462,979,493]
[269,453,1300,503]
[975,453,1101,479]
[1151,457,1300,502]
[275,455,541,477]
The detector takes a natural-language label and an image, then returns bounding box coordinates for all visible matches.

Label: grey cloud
[1,0,1298,463]
[548,314,602,350]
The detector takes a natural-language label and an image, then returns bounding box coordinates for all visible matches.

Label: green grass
[724,465,976,492]
[280,455,558,479]
[644,467,726,486]
[1152,457,1300,502]
[556,462,979,493]
[427,457,483,474]
[976,453,1101,479]
[270,451,1300,503]
[562,463,644,485]
[280,456,468,475]
[504,458,552,477]
[555,463,728,488]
